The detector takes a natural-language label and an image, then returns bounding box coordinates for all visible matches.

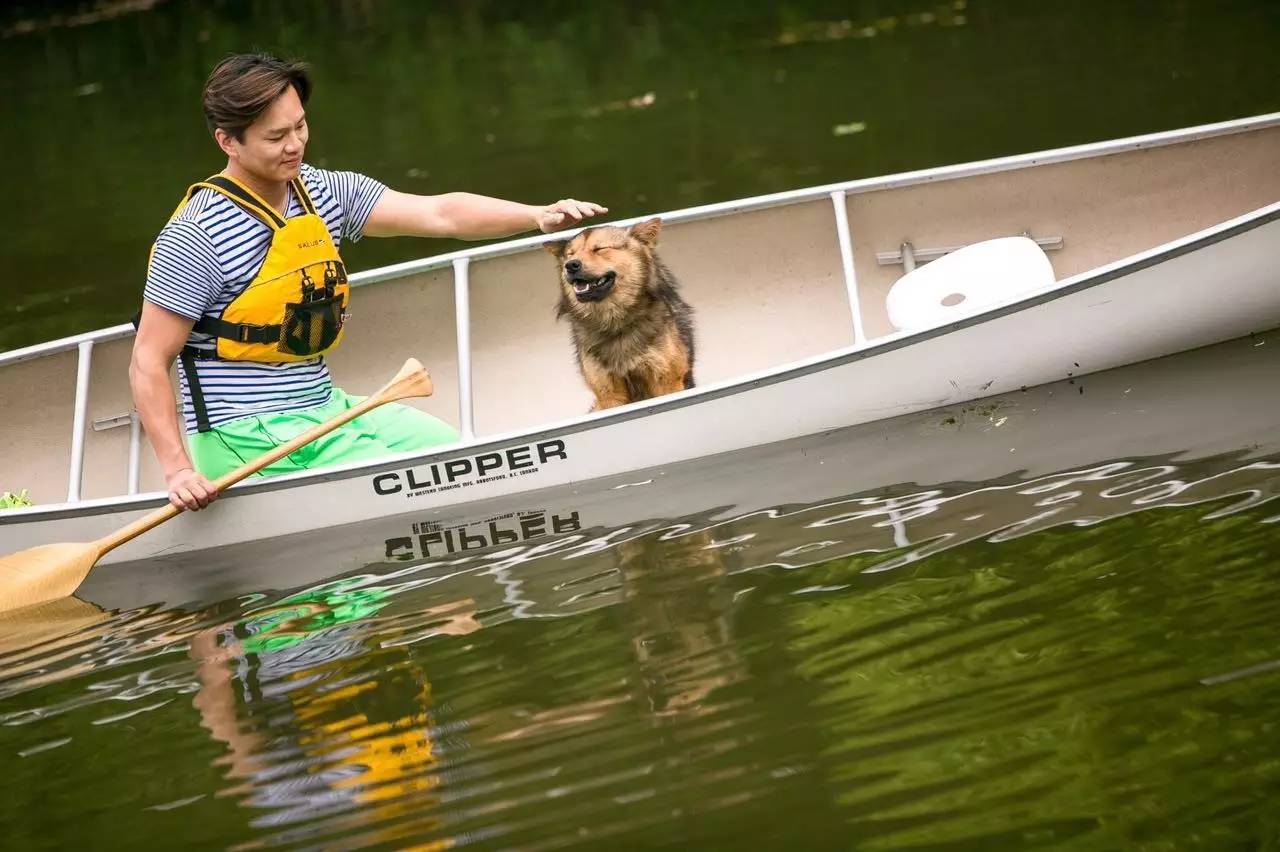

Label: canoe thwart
[877,233,1064,268]
[92,412,136,432]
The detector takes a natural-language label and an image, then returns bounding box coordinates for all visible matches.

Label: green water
[4,1,1280,848]
[2,430,1279,849]
[2,0,1279,352]
[3,331,1280,849]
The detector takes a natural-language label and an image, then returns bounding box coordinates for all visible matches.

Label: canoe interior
[2,121,1278,505]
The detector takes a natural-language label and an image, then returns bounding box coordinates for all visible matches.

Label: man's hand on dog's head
[537,199,608,233]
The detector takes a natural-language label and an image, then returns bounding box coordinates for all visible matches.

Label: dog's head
[544,218,662,310]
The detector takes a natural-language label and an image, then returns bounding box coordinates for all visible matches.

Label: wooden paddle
[0,358,434,614]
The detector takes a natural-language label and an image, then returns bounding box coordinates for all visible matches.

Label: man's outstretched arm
[363,190,608,240]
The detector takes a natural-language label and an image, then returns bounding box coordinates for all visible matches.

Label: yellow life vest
[162,173,351,363]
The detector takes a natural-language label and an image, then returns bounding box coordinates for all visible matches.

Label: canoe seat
[885,236,1056,332]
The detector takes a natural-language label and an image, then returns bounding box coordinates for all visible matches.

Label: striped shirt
[144,165,385,433]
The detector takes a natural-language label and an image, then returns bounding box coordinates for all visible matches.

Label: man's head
[203,53,312,182]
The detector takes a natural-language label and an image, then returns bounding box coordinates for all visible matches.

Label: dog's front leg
[582,359,630,411]
[650,371,689,397]
[645,340,694,398]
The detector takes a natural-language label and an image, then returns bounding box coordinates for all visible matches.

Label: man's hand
[166,467,217,511]
[537,199,609,234]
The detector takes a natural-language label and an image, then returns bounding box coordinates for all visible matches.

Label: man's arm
[363,190,607,240]
[129,302,217,511]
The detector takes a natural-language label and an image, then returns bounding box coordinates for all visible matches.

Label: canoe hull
[75,323,1280,612]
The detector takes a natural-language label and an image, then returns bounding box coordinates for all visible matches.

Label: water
[2,0,1279,351]
[4,1,1280,847]
[3,336,1280,848]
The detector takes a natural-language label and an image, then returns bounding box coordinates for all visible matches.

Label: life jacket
[154,173,351,365]
[144,173,352,432]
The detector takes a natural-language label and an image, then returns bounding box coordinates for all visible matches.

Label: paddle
[0,358,435,614]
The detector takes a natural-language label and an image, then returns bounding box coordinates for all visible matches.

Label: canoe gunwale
[6,198,1279,527]
[1,110,1277,371]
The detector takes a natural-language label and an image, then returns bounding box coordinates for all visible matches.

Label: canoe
[1,112,1278,568]
[70,330,1280,612]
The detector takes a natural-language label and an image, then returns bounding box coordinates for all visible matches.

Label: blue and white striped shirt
[144,165,386,433]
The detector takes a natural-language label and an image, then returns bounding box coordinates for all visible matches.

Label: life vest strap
[291,178,318,216]
[192,316,282,346]
[191,175,287,230]
[179,348,213,433]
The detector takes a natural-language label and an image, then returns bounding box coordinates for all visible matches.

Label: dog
[545,218,695,411]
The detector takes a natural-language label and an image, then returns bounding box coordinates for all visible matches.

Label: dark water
[3,0,1280,351]
[3,335,1280,849]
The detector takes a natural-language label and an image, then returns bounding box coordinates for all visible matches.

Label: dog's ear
[543,239,569,259]
[628,217,662,248]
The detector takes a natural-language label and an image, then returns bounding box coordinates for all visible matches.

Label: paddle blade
[0,543,102,614]
[374,357,435,403]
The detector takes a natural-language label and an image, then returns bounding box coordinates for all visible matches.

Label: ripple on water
[2,442,1279,849]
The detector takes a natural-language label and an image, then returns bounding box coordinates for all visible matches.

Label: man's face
[218,85,309,182]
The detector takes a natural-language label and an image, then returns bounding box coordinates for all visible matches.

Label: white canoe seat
[885,236,1056,332]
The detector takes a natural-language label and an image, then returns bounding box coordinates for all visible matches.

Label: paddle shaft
[92,360,433,558]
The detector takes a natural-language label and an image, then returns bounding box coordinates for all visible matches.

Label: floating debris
[833,121,867,137]
[584,91,657,118]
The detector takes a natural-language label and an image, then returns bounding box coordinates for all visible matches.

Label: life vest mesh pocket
[279,295,344,356]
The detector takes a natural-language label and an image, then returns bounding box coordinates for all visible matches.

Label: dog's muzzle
[569,271,616,302]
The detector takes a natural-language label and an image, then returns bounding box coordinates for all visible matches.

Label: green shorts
[187,386,460,480]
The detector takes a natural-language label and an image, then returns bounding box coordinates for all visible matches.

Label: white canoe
[72,329,1280,612]
[1,112,1278,571]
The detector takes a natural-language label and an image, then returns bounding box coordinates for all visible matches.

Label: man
[131,54,606,512]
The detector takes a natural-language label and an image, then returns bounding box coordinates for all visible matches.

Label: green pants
[188,387,459,479]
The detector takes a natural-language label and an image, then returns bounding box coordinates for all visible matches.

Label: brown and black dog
[545,218,695,411]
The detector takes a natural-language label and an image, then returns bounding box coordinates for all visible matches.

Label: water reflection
[186,587,478,846]
[476,450,1279,621]
[2,434,1276,847]
[618,532,745,719]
